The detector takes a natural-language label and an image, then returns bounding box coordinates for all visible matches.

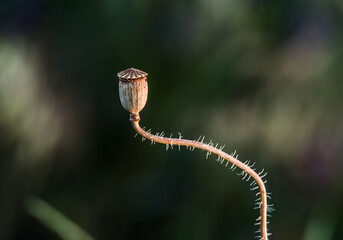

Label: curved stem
[131,116,269,240]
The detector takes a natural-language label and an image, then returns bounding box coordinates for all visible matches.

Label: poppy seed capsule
[118,68,148,117]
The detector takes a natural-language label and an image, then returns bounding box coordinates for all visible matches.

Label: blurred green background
[1,0,343,239]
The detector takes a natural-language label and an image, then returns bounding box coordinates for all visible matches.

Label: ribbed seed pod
[118,68,148,115]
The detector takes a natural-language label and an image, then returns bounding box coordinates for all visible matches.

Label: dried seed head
[118,68,148,116]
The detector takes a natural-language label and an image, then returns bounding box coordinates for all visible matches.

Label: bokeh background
[1,0,343,239]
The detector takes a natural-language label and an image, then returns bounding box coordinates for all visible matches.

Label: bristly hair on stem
[118,67,273,240]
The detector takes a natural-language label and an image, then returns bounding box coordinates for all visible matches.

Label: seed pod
[118,68,148,115]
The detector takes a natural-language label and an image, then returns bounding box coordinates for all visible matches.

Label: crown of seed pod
[118,68,148,116]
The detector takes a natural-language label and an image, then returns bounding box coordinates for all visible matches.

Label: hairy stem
[130,114,270,239]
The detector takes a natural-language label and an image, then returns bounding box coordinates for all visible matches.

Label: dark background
[1,0,343,239]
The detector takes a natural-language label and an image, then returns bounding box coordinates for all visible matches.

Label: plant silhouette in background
[118,68,274,240]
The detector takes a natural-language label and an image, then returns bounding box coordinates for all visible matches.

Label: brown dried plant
[118,68,273,240]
